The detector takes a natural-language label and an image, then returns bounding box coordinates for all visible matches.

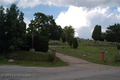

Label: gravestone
[8,59,14,62]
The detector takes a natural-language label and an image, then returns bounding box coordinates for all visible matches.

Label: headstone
[118,52,120,54]
[8,59,14,62]
[106,51,108,53]
[83,55,86,57]
[30,48,35,52]
[48,50,51,53]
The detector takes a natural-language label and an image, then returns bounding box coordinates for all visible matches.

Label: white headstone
[8,59,14,62]
[83,55,86,57]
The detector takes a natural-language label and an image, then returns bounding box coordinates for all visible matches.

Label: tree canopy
[62,25,75,42]
[0,4,26,53]
[27,12,62,40]
[105,23,120,42]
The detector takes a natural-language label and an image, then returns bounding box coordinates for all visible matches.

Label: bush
[0,56,4,61]
[69,38,73,47]
[9,45,15,51]
[21,34,49,52]
[73,38,78,49]
[62,37,66,43]
[117,44,120,50]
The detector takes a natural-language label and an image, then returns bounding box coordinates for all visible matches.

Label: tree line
[92,23,120,43]
[0,4,78,53]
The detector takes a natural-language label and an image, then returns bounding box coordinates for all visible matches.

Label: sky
[1,0,120,39]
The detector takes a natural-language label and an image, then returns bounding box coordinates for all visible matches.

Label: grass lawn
[49,39,120,66]
[0,51,68,67]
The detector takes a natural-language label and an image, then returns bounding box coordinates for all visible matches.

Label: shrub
[9,45,15,51]
[62,37,66,43]
[73,38,78,49]
[117,44,120,50]
[69,38,73,47]
[34,35,48,52]
[0,56,4,61]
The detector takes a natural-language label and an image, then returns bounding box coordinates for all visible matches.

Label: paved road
[0,52,120,80]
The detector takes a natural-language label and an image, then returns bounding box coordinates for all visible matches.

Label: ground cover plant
[0,51,68,67]
[49,39,120,66]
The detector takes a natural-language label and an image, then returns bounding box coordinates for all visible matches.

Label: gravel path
[0,52,120,80]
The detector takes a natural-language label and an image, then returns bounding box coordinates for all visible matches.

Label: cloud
[0,0,18,5]
[1,0,120,9]
[55,6,90,28]
[55,6,120,39]
[24,17,31,28]
[16,0,120,8]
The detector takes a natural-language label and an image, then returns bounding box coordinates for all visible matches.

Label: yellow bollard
[52,49,56,62]
[100,51,104,62]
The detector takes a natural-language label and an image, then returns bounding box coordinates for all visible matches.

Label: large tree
[105,23,120,42]
[0,6,6,52]
[92,25,101,41]
[6,4,26,49]
[63,25,75,43]
[0,4,26,53]
[27,12,62,40]
[13,12,26,48]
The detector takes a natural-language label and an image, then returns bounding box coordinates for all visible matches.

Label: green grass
[50,39,120,66]
[0,51,68,67]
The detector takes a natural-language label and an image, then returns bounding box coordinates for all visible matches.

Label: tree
[63,25,75,43]
[0,4,26,53]
[15,12,26,49]
[49,25,62,40]
[61,30,66,43]
[73,38,78,49]
[105,23,120,42]
[100,32,105,41]
[27,12,62,40]
[69,37,73,47]
[6,4,26,50]
[92,25,101,41]
[0,6,6,52]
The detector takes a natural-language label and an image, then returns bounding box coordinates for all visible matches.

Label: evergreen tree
[92,25,101,41]
[0,4,26,53]
[69,37,73,47]
[0,6,6,52]
[105,23,120,42]
[73,38,78,49]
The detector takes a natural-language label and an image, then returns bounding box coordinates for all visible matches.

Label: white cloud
[0,0,18,5]
[55,6,90,28]
[1,0,120,9]
[16,0,120,8]
[24,17,31,28]
[117,7,120,12]
[17,0,41,8]
[55,6,120,39]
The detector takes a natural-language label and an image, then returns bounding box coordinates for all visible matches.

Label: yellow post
[100,51,104,62]
[52,49,56,62]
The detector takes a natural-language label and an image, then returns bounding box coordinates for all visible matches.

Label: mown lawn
[50,39,120,66]
[0,51,68,67]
